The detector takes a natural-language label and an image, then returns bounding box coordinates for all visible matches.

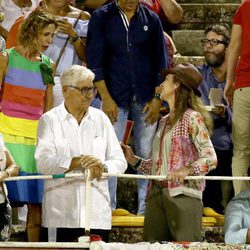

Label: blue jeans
[109,99,157,214]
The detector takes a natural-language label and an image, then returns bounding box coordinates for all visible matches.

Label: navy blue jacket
[86,1,168,108]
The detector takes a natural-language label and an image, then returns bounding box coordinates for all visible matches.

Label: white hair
[60,65,95,87]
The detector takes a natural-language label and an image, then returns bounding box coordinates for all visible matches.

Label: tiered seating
[174,0,240,56]
[9,0,241,244]
[112,0,240,243]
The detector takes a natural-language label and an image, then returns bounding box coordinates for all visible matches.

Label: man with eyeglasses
[198,24,233,214]
[35,65,127,242]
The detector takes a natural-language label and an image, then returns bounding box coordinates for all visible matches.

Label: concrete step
[10,224,224,243]
[173,30,205,56]
[175,3,239,30]
[174,55,205,66]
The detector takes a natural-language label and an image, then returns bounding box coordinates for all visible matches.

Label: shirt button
[129,43,132,47]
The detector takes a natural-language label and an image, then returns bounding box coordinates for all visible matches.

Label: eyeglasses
[67,85,96,95]
[200,39,228,47]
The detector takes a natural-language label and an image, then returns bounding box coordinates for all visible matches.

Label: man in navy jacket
[86,0,168,214]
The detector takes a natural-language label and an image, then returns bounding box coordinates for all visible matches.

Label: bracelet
[131,158,142,170]
[69,33,79,44]
[152,93,161,100]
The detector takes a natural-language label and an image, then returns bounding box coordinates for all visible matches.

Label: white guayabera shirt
[35,103,127,230]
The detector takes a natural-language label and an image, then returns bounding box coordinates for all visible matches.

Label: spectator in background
[139,0,183,24]
[122,63,217,242]
[86,0,168,214]
[41,0,91,107]
[0,10,56,241]
[224,0,250,195]
[198,24,233,213]
[0,0,39,40]
[84,0,183,24]
[5,0,100,108]
[84,0,182,68]
[224,169,250,244]
[35,65,127,242]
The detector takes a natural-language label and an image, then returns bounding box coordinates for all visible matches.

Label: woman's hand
[120,142,138,166]
[168,166,190,184]
[0,170,8,182]
[1,150,19,181]
[143,98,161,126]
[56,18,76,38]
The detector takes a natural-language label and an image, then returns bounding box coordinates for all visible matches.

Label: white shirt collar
[57,102,94,123]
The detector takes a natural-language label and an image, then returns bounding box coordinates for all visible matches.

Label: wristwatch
[131,158,142,170]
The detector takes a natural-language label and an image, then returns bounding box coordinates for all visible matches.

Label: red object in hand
[122,120,134,144]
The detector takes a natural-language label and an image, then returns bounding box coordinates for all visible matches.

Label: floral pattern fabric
[139,109,217,199]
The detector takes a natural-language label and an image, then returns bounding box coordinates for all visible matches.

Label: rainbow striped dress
[0,48,51,203]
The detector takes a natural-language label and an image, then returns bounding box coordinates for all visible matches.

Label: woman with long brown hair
[122,63,217,242]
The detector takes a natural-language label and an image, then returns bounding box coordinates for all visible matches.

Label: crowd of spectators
[0,0,249,245]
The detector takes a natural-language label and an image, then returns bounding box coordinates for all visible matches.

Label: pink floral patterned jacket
[139,109,217,199]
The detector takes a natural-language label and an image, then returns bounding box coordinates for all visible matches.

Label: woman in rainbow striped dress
[0,10,56,241]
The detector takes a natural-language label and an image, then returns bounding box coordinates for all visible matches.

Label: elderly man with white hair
[35,65,127,243]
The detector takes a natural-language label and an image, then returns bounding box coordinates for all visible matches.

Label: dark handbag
[0,182,12,241]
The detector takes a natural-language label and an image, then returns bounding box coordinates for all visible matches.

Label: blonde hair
[18,10,57,49]
[172,75,213,135]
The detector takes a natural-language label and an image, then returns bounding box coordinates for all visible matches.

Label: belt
[152,180,169,188]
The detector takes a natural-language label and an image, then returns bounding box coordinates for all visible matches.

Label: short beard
[205,52,225,68]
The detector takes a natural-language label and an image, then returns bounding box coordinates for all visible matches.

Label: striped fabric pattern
[2,132,44,203]
[0,48,50,139]
[0,48,50,203]
[3,132,36,173]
